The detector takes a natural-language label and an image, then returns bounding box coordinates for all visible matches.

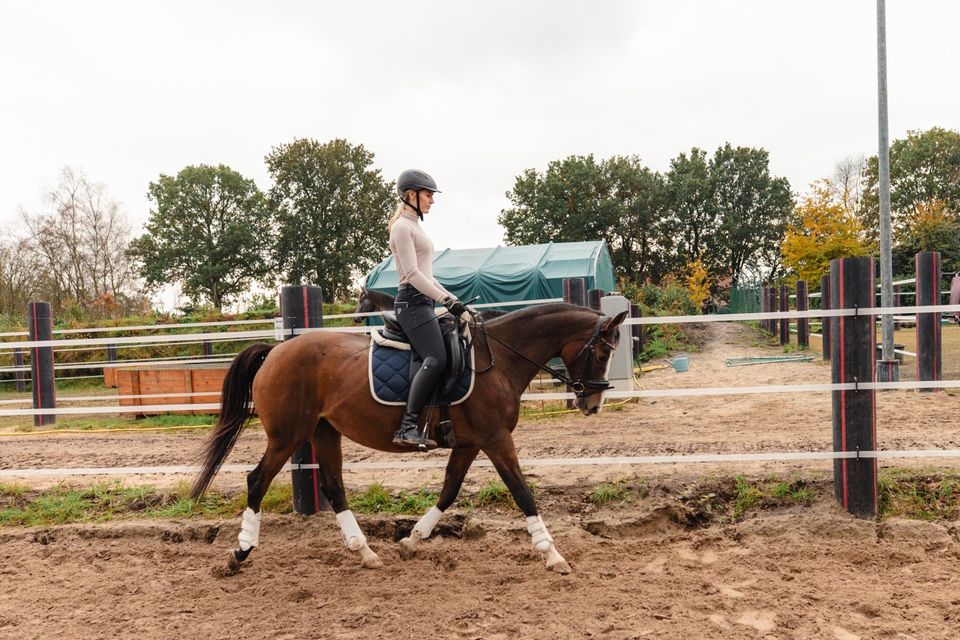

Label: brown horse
[354,286,506,323]
[191,303,627,573]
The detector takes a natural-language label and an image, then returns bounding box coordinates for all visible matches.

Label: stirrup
[392,426,437,452]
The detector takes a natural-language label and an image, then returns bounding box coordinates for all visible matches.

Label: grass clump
[878,470,960,521]
[348,483,437,515]
[733,475,763,518]
[590,479,632,507]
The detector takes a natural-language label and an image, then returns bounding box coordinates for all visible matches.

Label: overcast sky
[2,1,959,256]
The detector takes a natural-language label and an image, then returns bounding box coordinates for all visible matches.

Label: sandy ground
[1,322,959,639]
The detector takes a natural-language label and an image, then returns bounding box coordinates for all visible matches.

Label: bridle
[474,314,617,398]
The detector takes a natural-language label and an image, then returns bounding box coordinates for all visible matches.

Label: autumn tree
[781,179,876,285]
[895,199,960,273]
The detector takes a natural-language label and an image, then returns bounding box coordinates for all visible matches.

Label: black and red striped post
[562,278,586,307]
[768,287,778,336]
[796,280,809,348]
[915,252,942,392]
[13,348,25,392]
[820,275,831,361]
[587,288,604,312]
[28,301,56,427]
[779,285,790,345]
[830,257,877,519]
[280,285,329,515]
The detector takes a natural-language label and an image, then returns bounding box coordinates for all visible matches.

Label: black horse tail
[191,343,274,500]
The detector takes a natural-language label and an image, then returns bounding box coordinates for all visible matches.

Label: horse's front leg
[399,446,479,559]
[485,436,572,574]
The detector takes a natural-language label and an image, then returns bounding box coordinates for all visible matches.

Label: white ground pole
[600,295,633,392]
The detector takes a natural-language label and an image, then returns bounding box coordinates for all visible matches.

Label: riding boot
[393,357,439,450]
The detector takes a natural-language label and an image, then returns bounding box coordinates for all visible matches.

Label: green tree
[129,164,272,310]
[498,154,670,282]
[781,179,876,285]
[895,199,960,274]
[266,138,394,301]
[860,127,960,240]
[709,144,793,283]
[665,148,717,270]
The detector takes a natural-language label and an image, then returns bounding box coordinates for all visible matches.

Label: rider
[388,169,467,449]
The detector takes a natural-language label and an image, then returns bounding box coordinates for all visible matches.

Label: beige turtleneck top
[388,210,451,302]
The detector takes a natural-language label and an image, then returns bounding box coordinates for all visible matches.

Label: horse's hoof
[398,537,417,560]
[361,554,384,569]
[546,558,573,574]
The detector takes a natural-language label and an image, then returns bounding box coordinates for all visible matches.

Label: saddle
[368,311,474,414]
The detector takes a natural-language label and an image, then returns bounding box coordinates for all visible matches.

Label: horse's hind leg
[484,436,572,574]
[312,419,383,569]
[399,446,479,559]
[231,438,299,567]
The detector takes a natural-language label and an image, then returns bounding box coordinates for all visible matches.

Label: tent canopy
[364,240,616,308]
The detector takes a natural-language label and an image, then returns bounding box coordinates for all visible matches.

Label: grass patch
[733,475,763,518]
[11,414,218,434]
[878,469,960,521]
[460,480,514,511]
[348,483,437,515]
[590,479,632,507]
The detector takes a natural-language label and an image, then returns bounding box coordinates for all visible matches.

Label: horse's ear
[601,310,629,333]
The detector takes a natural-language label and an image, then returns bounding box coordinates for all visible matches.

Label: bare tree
[19,167,138,317]
[0,237,46,315]
[832,155,867,217]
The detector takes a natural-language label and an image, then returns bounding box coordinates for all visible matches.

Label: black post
[768,287,778,335]
[202,340,213,358]
[106,344,117,363]
[820,275,831,361]
[27,302,56,427]
[562,278,587,307]
[280,285,330,514]
[760,287,768,333]
[630,303,643,359]
[892,284,901,308]
[587,288,604,311]
[915,252,942,392]
[779,285,790,345]
[13,348,25,393]
[796,280,809,348]
[830,257,877,518]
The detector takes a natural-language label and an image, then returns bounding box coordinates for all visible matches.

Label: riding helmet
[396,169,441,196]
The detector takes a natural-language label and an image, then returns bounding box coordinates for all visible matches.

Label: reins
[472,313,615,397]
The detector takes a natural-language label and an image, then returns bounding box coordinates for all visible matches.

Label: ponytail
[387,202,406,232]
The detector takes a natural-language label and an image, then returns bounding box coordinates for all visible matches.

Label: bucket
[666,354,689,372]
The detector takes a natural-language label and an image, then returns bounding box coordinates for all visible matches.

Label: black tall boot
[392,356,439,450]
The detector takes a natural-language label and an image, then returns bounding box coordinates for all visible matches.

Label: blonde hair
[387,190,417,232]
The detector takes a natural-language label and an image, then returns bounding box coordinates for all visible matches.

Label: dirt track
[2,322,959,639]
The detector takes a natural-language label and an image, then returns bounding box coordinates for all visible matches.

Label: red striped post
[820,275,831,361]
[280,285,330,514]
[761,286,770,333]
[587,288,604,311]
[779,285,790,345]
[28,302,56,427]
[915,252,942,392]
[796,280,809,348]
[768,287,778,335]
[562,278,587,307]
[830,257,877,518]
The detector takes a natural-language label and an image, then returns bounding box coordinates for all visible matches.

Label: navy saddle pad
[369,342,474,406]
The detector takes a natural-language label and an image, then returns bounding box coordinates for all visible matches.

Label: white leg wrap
[412,506,444,540]
[238,508,261,551]
[336,510,367,551]
[526,515,554,553]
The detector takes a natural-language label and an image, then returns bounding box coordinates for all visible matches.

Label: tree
[499,155,670,282]
[665,148,717,270]
[20,166,137,316]
[0,237,45,315]
[709,144,794,283]
[129,164,272,310]
[860,127,960,240]
[266,138,395,302]
[895,199,960,274]
[781,179,875,285]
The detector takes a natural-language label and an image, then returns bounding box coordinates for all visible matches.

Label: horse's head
[354,288,372,324]
[559,309,629,416]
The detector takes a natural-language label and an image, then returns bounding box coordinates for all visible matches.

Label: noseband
[477,315,617,398]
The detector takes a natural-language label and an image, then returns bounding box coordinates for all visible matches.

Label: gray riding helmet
[396,169,441,196]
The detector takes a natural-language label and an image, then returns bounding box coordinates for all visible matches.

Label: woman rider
[387,169,466,449]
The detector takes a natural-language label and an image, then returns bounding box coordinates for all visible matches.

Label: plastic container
[666,354,689,372]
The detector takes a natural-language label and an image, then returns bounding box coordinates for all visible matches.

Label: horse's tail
[191,343,274,500]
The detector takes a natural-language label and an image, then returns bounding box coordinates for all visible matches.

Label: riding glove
[441,295,467,318]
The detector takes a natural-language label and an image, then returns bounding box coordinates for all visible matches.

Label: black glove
[442,295,467,318]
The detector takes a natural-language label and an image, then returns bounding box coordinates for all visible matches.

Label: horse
[354,286,506,323]
[191,303,628,574]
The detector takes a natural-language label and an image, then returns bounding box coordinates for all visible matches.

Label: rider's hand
[441,295,467,318]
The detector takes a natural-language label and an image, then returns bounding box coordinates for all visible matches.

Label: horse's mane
[479,302,600,327]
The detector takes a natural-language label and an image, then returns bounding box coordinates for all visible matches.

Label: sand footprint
[677,545,718,565]
[643,556,668,574]
[832,626,860,640]
[708,613,732,629]
[736,610,777,633]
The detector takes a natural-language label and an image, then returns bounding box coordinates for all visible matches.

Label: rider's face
[406,189,435,214]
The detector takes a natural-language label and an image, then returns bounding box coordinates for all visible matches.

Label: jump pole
[280,285,330,515]
[779,285,790,345]
[820,275,831,361]
[28,301,56,427]
[830,257,877,518]
[796,280,809,348]
[915,252,942,391]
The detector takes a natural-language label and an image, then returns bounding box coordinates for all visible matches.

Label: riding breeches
[395,285,448,383]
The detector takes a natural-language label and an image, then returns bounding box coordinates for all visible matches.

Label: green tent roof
[364,240,616,308]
